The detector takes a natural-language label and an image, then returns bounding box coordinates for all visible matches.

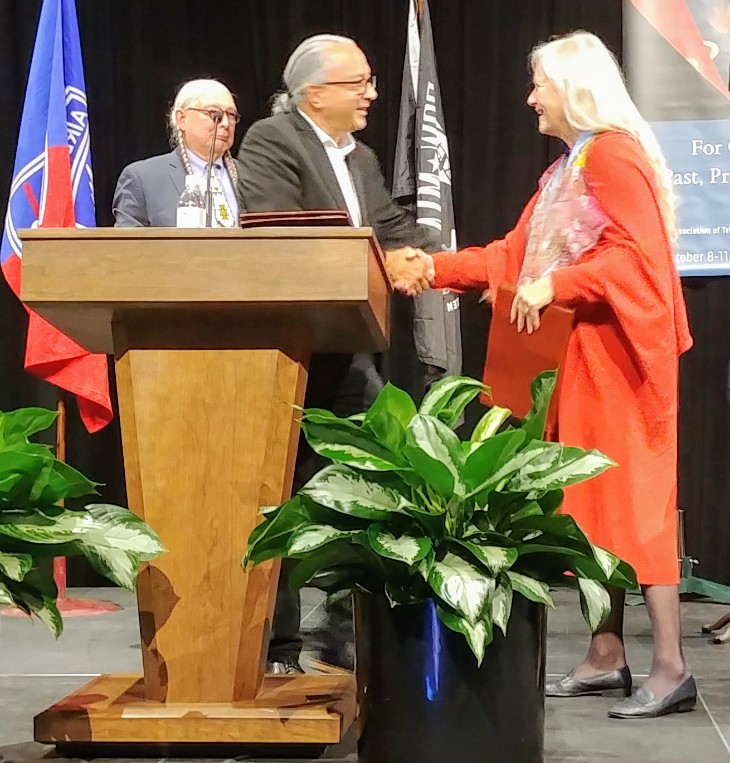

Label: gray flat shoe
[546,665,632,697]
[608,676,697,719]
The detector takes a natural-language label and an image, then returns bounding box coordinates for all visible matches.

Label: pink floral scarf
[518,132,610,286]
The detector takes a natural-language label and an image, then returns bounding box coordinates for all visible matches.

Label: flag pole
[53,389,68,599]
[52,388,121,615]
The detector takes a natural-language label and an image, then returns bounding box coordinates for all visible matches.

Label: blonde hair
[531,31,677,243]
[166,78,238,185]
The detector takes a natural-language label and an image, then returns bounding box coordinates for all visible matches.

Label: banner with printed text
[625,0,730,275]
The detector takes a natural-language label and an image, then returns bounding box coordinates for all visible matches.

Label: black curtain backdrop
[1,0,727,587]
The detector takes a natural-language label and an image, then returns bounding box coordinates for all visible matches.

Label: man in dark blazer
[114,78,244,226]
[237,34,437,675]
[238,40,430,251]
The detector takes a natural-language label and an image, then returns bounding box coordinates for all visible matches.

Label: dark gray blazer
[237,110,435,251]
[113,149,244,227]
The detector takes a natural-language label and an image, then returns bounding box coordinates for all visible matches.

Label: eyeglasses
[321,75,377,93]
[187,106,241,124]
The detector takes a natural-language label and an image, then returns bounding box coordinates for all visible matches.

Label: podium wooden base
[20,228,389,753]
[34,673,356,746]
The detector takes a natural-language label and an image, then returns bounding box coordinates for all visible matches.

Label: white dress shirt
[187,151,238,222]
[298,109,362,226]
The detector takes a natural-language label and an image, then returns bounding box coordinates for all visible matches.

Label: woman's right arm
[430,194,537,292]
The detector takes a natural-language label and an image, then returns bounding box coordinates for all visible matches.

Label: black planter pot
[355,594,546,763]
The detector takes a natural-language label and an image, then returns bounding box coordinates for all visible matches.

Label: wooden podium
[20,227,390,750]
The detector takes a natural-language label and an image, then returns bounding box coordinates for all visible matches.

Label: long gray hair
[531,31,677,243]
[271,34,356,115]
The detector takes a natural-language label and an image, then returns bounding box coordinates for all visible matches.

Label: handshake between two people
[385,244,556,335]
[385,247,435,297]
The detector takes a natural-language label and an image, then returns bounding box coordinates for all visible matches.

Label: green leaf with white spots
[506,443,563,490]
[82,504,165,560]
[521,370,558,440]
[300,464,411,520]
[491,576,513,636]
[592,546,620,581]
[470,406,512,444]
[245,496,313,564]
[436,604,493,665]
[367,525,431,566]
[466,439,552,500]
[419,376,487,427]
[578,578,611,631]
[81,546,139,591]
[455,541,517,576]
[462,429,526,493]
[25,593,63,637]
[511,513,592,548]
[287,524,361,555]
[30,504,166,591]
[514,447,616,494]
[507,571,554,608]
[0,580,14,606]
[405,415,465,496]
[301,420,407,471]
[0,510,76,543]
[417,548,435,581]
[429,552,495,624]
[4,568,62,636]
[299,408,360,427]
[0,551,32,581]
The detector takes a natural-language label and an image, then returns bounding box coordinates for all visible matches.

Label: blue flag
[0,0,111,432]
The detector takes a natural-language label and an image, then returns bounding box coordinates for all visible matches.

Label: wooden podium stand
[20,227,390,750]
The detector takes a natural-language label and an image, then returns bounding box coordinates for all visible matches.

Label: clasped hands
[509,276,555,334]
[385,248,555,334]
[385,247,435,296]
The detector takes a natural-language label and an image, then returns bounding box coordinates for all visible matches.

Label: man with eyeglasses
[113,78,244,227]
[237,34,438,676]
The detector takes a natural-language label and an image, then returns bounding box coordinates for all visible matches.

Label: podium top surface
[20,226,391,355]
[21,226,378,241]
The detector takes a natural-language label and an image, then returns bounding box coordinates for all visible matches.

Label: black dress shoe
[546,665,632,697]
[266,656,305,675]
[608,676,697,719]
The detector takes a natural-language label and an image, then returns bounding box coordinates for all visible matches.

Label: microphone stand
[205,112,223,227]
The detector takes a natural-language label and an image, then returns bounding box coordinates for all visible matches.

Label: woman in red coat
[390,31,694,719]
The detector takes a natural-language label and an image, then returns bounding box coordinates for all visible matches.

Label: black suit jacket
[237,110,435,251]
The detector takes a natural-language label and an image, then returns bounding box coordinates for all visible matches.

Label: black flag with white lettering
[392,0,462,386]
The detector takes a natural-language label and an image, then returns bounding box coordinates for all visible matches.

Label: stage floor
[2,587,730,762]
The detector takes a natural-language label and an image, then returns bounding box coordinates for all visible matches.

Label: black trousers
[267,352,383,662]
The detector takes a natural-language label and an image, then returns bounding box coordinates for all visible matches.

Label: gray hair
[531,31,677,243]
[166,78,239,187]
[271,34,357,114]
[167,78,234,145]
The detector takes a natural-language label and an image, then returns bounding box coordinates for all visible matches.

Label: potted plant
[244,371,636,763]
[0,406,164,636]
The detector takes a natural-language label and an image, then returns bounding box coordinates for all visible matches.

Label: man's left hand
[510,276,555,334]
